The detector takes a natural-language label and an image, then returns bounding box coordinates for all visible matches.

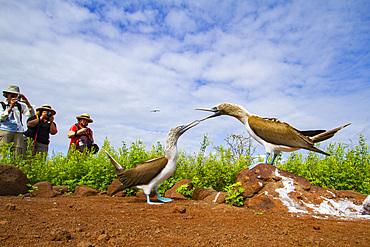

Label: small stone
[77,241,94,247]
[173,206,186,213]
[49,229,72,241]
[5,203,16,210]
[97,233,109,242]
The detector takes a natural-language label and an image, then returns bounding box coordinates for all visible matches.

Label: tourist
[0,85,35,159]
[24,104,57,156]
[67,113,98,154]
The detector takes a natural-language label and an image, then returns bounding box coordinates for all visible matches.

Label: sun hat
[36,104,56,115]
[3,85,20,95]
[76,113,93,123]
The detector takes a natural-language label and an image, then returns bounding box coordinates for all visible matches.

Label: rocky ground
[1,164,369,246]
[0,195,369,247]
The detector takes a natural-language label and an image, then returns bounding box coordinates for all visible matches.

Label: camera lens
[47,111,53,116]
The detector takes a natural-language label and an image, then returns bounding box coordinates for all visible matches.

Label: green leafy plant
[27,184,38,193]
[225,182,245,207]
[279,134,370,195]
[175,183,195,198]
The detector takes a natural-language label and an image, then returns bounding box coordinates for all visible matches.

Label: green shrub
[175,183,195,198]
[279,134,370,195]
[1,133,369,196]
[225,182,245,207]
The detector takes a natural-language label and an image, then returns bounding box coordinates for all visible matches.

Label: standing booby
[105,120,200,205]
[196,103,351,169]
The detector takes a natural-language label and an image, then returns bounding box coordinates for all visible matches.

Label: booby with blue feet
[197,103,351,169]
[106,120,200,204]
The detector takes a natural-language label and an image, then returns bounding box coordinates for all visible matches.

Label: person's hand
[8,98,18,111]
[49,115,54,122]
[17,94,31,107]
[80,128,87,133]
[40,111,48,121]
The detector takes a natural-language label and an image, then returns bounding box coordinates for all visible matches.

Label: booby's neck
[164,135,179,160]
[224,104,251,125]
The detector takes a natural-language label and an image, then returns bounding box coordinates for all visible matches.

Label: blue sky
[1,0,369,157]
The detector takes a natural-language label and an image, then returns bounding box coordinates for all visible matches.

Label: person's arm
[67,125,87,138]
[19,94,35,116]
[0,99,17,121]
[27,116,39,128]
[49,116,57,135]
[90,131,94,143]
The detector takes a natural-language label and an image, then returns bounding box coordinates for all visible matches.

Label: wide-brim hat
[3,85,20,95]
[36,104,56,115]
[76,113,93,123]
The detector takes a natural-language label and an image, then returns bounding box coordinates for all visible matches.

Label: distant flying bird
[151,109,160,112]
[105,120,200,204]
[196,103,351,169]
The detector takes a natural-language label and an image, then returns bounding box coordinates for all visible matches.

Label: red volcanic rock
[165,179,193,200]
[203,191,228,204]
[107,179,125,197]
[0,165,30,196]
[74,186,99,197]
[236,164,367,216]
[32,181,59,198]
[192,187,218,200]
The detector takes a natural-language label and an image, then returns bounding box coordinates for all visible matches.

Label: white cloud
[0,0,369,157]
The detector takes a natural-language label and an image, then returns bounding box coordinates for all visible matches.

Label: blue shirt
[0,100,35,133]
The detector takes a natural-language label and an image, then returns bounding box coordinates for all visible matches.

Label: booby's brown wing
[249,115,314,148]
[118,156,168,188]
[297,130,326,137]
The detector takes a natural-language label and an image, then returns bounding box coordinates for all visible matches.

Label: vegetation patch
[1,134,369,195]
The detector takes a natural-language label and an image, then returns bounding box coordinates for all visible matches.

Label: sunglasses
[9,94,19,98]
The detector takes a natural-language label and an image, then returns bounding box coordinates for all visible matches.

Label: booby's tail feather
[110,185,128,196]
[311,123,351,143]
[305,146,330,156]
[105,150,126,176]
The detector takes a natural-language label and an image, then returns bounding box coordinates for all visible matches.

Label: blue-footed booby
[196,103,351,169]
[105,120,200,205]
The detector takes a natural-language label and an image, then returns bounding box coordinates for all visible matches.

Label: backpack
[1,102,23,125]
[74,124,99,154]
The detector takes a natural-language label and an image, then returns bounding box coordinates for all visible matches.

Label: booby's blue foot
[155,190,173,203]
[248,163,259,170]
[146,195,163,205]
[157,196,173,203]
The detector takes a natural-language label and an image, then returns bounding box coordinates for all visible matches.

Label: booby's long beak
[179,120,200,135]
[195,107,221,122]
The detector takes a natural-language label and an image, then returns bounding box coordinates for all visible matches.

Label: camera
[47,111,53,117]
[17,94,22,101]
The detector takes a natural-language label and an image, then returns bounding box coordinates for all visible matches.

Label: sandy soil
[0,195,369,247]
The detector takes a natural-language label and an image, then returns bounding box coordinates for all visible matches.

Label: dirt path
[1,195,369,246]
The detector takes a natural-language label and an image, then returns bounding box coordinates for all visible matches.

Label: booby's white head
[196,103,250,122]
[164,120,200,155]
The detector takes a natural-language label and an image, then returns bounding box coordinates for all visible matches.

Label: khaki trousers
[33,142,49,156]
[0,129,26,160]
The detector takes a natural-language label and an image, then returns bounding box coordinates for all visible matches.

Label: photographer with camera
[67,113,99,154]
[1,85,35,160]
[24,104,57,156]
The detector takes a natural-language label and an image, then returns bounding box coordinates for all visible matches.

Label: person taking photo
[24,104,57,156]
[67,113,98,154]
[0,85,35,160]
